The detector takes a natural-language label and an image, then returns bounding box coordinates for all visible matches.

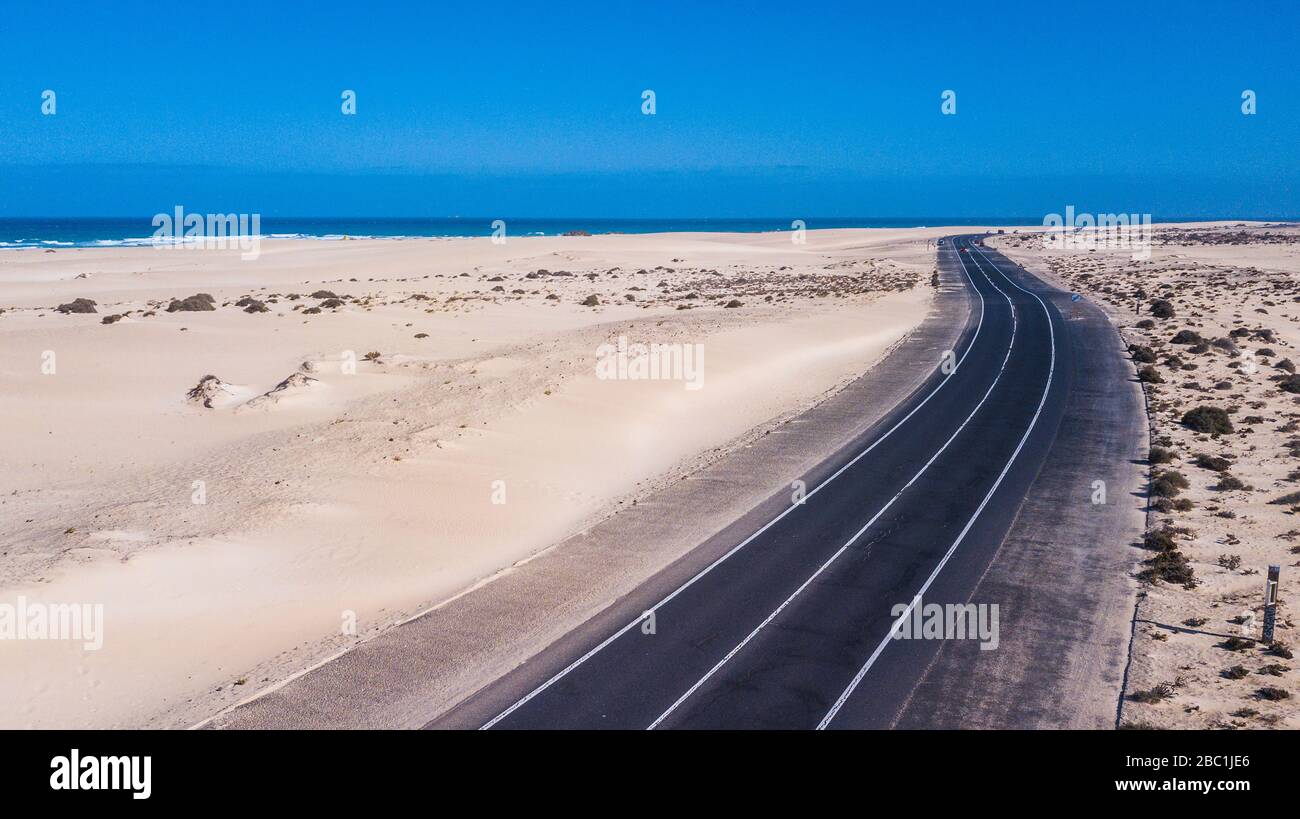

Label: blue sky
[1,0,1297,217]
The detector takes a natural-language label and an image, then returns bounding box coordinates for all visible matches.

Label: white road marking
[479,239,988,730]
[816,241,1057,729]
[646,239,1020,730]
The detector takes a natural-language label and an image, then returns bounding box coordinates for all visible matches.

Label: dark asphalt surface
[432,236,1129,730]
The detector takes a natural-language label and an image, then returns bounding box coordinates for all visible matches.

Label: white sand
[0,228,960,728]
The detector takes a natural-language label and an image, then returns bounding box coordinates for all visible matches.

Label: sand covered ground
[993,222,1300,729]
[0,228,956,728]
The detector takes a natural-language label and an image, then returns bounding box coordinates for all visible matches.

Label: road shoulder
[893,244,1146,729]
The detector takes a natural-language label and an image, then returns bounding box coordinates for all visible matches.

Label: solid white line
[646,239,1018,730]
[479,240,987,729]
[815,241,1057,730]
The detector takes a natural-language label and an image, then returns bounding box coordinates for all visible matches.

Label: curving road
[430,236,1141,730]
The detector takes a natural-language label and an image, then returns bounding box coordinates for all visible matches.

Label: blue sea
[0,216,1048,249]
[0,216,1260,249]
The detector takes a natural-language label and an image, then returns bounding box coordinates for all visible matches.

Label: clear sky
[1,0,1297,217]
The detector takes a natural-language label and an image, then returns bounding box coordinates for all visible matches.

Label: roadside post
[1070,292,1081,320]
[1262,565,1281,642]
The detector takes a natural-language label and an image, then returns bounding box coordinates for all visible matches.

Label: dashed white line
[479,239,989,730]
[816,241,1057,729]
[647,239,1020,730]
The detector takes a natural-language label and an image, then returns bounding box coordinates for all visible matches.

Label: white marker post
[1262,565,1281,643]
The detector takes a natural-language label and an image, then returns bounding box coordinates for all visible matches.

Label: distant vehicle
[961,247,969,254]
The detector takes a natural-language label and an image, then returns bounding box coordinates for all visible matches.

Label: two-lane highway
[433,236,1074,730]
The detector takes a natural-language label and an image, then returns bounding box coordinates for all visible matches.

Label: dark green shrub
[1181,406,1233,434]
[1193,453,1231,471]
[1149,299,1176,318]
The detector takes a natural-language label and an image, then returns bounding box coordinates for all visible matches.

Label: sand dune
[0,229,945,728]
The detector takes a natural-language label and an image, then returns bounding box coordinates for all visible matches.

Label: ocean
[0,216,1058,249]
[0,216,1269,249]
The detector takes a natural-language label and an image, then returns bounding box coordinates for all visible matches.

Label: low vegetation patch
[1181,406,1234,434]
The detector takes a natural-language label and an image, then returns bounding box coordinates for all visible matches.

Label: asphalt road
[431,236,1142,730]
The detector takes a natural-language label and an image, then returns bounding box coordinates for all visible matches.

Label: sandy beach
[0,227,955,728]
[992,222,1300,729]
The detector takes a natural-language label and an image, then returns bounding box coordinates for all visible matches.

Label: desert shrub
[1222,665,1250,680]
[1258,664,1289,677]
[1151,470,1189,498]
[1136,319,1155,329]
[1149,299,1176,318]
[1129,344,1157,364]
[1149,446,1174,464]
[1219,637,1255,652]
[166,293,216,312]
[1269,641,1294,660]
[55,298,97,314]
[1193,453,1231,471]
[1257,687,1291,701]
[1277,358,1296,374]
[1218,554,1242,570]
[1171,329,1203,344]
[1138,366,1163,383]
[1270,491,1300,506]
[1142,528,1176,551]
[1181,406,1234,434]
[1139,549,1196,587]
[1129,682,1176,704]
[1214,474,1247,491]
